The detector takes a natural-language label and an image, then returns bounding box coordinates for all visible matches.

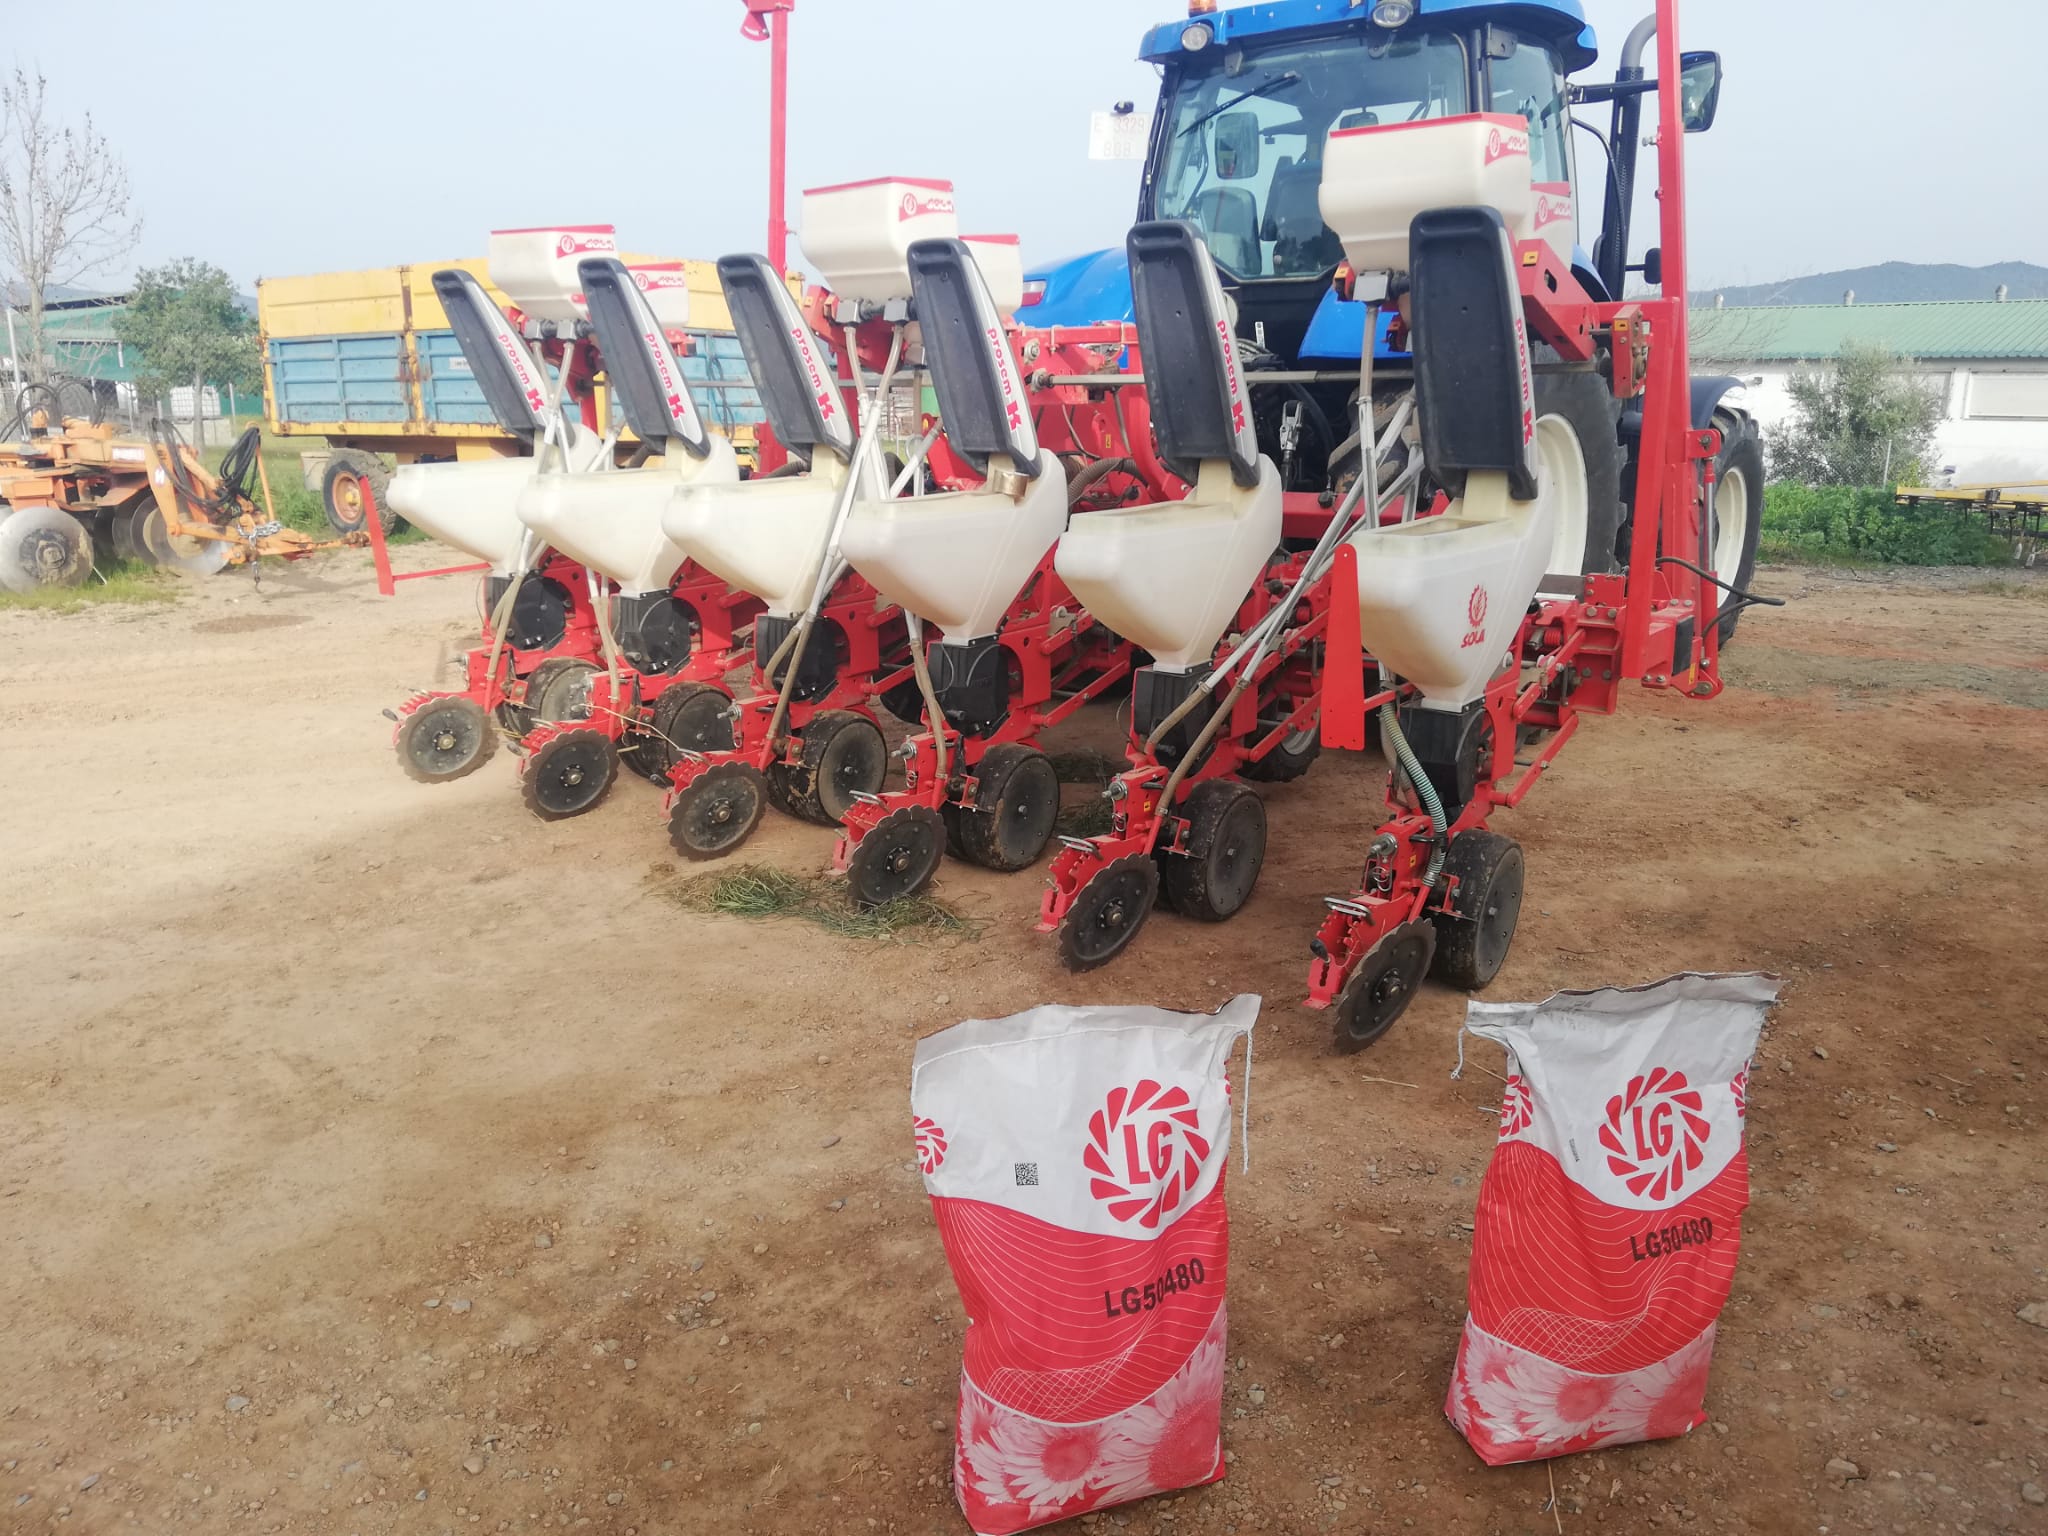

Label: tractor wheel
[0,507,92,592]
[1707,412,1765,645]
[1240,716,1321,783]
[1332,920,1436,1055]
[1160,780,1268,923]
[395,698,496,784]
[1532,359,1624,578]
[795,711,888,825]
[518,727,618,821]
[524,657,600,725]
[1429,829,1526,992]
[957,744,1062,872]
[322,450,399,535]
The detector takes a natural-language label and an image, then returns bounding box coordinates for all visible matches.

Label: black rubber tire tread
[1240,717,1321,783]
[846,804,949,908]
[1708,412,1766,646]
[1054,853,1161,974]
[518,727,618,821]
[110,491,156,564]
[644,682,734,782]
[525,658,600,725]
[796,710,887,826]
[1160,779,1268,923]
[958,744,1062,873]
[395,698,496,784]
[322,449,398,535]
[1533,355,1625,575]
[1429,829,1526,992]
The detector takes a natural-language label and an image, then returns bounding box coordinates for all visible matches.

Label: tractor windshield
[1149,30,1472,282]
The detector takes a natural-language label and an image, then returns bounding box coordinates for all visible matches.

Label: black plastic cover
[716,254,856,467]
[615,591,698,676]
[506,574,572,653]
[1126,221,1260,489]
[1407,207,1539,502]
[431,269,547,443]
[578,258,711,460]
[928,635,1012,733]
[1132,665,1217,769]
[906,240,1040,478]
[754,612,845,703]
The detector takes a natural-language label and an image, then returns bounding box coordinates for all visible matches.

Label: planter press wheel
[668,761,769,859]
[524,657,601,725]
[1430,830,1526,992]
[1160,779,1268,922]
[1331,920,1436,1055]
[957,744,1062,873]
[518,728,618,821]
[846,805,949,909]
[793,711,888,826]
[633,682,734,784]
[1055,853,1160,973]
[395,697,496,784]
[0,506,93,592]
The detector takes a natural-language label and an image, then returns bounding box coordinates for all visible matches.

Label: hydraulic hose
[1065,455,1138,505]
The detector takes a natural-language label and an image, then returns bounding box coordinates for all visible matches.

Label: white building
[1690,298,2048,486]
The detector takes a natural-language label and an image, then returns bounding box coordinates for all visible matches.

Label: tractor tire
[1707,412,1765,646]
[322,449,400,536]
[1532,357,1624,578]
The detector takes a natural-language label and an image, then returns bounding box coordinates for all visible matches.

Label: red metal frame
[360,479,489,598]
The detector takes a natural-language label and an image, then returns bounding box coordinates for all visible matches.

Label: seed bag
[1447,972,1779,1464]
[911,996,1257,1534]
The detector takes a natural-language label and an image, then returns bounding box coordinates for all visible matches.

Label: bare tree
[0,69,140,386]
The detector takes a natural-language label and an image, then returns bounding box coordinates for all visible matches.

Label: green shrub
[1760,483,2010,566]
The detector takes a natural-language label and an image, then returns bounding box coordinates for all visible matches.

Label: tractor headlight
[1181,22,1213,50]
[1371,0,1416,26]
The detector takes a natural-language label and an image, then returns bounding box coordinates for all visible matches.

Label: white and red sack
[911,995,1257,1535]
[1447,972,1779,1465]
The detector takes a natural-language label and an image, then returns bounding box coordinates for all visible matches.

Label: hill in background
[1697,261,2048,307]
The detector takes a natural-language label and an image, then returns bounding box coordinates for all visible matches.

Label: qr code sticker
[1013,1162,1039,1187]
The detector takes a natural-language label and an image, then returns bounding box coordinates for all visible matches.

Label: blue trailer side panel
[417,329,498,425]
[268,335,408,424]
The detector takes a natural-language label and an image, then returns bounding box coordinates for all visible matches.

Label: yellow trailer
[258,257,762,531]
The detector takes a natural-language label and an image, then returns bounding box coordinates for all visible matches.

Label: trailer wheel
[322,450,399,536]
[1430,830,1526,991]
[795,710,888,825]
[1161,780,1268,922]
[1707,413,1765,645]
[958,744,1062,872]
[1533,360,1624,577]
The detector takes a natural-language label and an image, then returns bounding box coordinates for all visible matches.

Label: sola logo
[1498,1074,1533,1139]
[1535,194,1570,230]
[1083,1080,1209,1230]
[913,1116,948,1175]
[897,190,956,222]
[1484,126,1529,164]
[1460,584,1489,650]
[554,232,614,257]
[1598,1067,1711,1201]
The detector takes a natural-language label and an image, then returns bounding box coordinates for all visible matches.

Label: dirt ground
[2,552,2044,1536]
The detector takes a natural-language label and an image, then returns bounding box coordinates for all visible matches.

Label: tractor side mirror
[1213,112,1261,180]
[1641,246,1663,287]
[1679,51,1722,132]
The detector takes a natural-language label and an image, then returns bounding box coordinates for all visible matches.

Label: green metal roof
[1690,299,2048,364]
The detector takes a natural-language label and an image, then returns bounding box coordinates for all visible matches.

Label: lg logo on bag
[1598,1068,1712,1201]
[1083,1080,1211,1230]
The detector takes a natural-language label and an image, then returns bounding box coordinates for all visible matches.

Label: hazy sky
[11,0,2039,296]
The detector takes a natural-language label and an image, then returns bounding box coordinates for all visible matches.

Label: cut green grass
[1047,748,1123,784]
[668,862,981,943]
[1056,795,1116,838]
[0,558,180,613]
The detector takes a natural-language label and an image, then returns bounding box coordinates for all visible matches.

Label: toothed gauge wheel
[1332,920,1436,1055]
[846,805,948,908]
[519,728,618,821]
[668,762,769,860]
[1055,853,1161,973]
[396,698,495,784]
